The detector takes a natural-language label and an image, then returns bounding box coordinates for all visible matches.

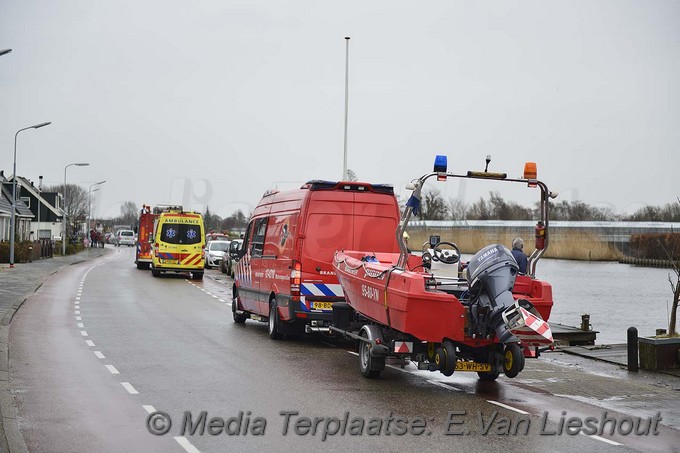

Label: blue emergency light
[434,155,447,173]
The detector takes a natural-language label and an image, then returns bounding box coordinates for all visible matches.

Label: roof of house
[0,184,34,218]
[11,175,63,217]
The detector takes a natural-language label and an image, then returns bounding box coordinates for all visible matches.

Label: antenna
[342,36,350,181]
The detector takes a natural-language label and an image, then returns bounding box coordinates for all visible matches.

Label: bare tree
[420,188,448,220]
[120,201,138,227]
[346,169,358,182]
[447,197,468,220]
[44,184,88,237]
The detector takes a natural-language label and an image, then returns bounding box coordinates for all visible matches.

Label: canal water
[444,255,674,344]
[536,259,674,345]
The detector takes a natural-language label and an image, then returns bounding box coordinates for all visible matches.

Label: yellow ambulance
[150,208,206,280]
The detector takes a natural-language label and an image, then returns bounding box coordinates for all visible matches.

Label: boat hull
[333,250,553,345]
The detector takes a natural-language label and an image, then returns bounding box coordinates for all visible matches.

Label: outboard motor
[466,244,519,343]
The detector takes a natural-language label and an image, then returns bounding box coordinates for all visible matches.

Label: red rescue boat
[330,156,556,381]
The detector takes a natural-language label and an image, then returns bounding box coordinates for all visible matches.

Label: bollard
[580,314,591,331]
[28,246,33,263]
[627,327,638,372]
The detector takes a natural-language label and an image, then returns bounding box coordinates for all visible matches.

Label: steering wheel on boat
[432,241,461,265]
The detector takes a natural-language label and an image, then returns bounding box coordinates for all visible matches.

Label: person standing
[511,237,528,274]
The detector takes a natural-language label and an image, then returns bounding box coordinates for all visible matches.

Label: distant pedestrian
[511,237,528,274]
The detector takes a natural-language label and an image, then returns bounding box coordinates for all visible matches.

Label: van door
[236,220,258,313]
[249,217,269,315]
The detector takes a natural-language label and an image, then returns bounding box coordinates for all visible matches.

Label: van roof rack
[305,180,394,195]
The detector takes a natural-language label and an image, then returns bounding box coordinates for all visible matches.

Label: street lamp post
[62,163,90,256]
[9,121,51,267]
[88,180,106,241]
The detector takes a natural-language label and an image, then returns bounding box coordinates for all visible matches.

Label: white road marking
[77,323,84,328]
[80,331,88,337]
[94,351,105,359]
[75,310,80,315]
[121,382,139,394]
[427,379,462,391]
[86,340,95,347]
[218,299,225,302]
[75,297,80,301]
[487,400,529,415]
[174,436,201,453]
[105,365,120,375]
[143,405,156,414]
[75,316,82,320]
[581,432,623,446]
[212,295,218,299]
[347,351,359,356]
[200,289,206,292]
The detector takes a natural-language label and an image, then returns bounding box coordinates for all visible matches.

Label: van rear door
[299,189,400,308]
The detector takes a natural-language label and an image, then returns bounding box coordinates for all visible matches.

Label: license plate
[455,361,491,372]
[312,302,334,310]
[160,259,178,264]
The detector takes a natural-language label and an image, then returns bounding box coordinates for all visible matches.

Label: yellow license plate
[455,361,491,372]
[160,259,178,264]
[312,302,334,310]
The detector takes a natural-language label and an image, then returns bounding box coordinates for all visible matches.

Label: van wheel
[151,267,160,277]
[232,289,247,324]
[192,272,204,281]
[268,302,282,340]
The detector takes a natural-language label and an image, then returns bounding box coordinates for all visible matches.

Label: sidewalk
[0,247,109,453]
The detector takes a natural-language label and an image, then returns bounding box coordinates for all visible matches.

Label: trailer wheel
[358,331,383,379]
[232,288,247,324]
[503,344,525,378]
[434,341,457,376]
[268,302,282,340]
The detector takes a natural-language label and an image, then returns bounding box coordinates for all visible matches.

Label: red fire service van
[232,180,401,339]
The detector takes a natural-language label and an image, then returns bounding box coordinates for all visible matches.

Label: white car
[115,230,136,247]
[203,240,230,269]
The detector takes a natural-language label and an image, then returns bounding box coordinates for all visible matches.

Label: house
[1,172,66,242]
[0,179,34,241]
[9,175,64,240]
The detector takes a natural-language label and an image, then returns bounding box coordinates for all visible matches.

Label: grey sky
[2,0,679,220]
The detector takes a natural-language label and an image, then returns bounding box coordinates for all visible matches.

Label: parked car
[115,230,136,247]
[204,240,230,269]
[220,239,243,276]
[206,232,229,242]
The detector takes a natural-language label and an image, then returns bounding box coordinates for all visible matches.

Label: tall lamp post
[62,163,90,255]
[88,180,106,236]
[9,121,51,267]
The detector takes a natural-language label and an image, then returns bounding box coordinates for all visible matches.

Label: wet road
[9,248,679,452]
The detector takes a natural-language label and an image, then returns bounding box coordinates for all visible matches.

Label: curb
[0,249,109,453]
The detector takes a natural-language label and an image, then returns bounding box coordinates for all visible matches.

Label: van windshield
[302,213,398,263]
[160,224,202,245]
